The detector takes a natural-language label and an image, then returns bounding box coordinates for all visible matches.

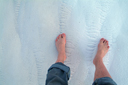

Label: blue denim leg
[46,62,70,85]
[92,77,117,85]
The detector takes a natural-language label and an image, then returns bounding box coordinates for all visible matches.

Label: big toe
[100,38,105,44]
[62,33,66,43]
[62,33,66,38]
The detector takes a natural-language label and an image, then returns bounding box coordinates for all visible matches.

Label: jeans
[45,62,117,85]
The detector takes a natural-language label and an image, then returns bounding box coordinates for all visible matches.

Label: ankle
[56,59,64,63]
[94,58,103,66]
[55,53,66,64]
[58,52,66,55]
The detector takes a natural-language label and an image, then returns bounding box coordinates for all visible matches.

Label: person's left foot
[55,33,66,63]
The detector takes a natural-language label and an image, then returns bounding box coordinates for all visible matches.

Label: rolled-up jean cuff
[92,77,117,85]
[48,62,70,79]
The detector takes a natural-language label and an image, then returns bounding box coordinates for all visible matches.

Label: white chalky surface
[0,0,128,85]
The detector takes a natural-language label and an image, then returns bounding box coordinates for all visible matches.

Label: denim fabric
[46,63,117,85]
[45,62,70,85]
[92,77,117,85]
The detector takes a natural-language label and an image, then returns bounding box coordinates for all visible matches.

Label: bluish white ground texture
[0,0,128,85]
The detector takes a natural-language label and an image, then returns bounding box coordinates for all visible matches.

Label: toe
[103,39,105,43]
[100,38,104,43]
[58,34,61,39]
[103,39,107,45]
[107,46,110,48]
[107,41,109,45]
[56,34,61,42]
[62,33,66,38]
[62,33,66,43]
[100,38,104,41]
[105,40,107,44]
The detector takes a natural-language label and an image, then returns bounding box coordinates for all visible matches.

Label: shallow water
[0,0,128,85]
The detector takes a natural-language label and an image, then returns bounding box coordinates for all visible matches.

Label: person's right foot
[93,38,110,65]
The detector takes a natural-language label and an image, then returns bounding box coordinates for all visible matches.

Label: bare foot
[93,38,110,65]
[55,33,66,63]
